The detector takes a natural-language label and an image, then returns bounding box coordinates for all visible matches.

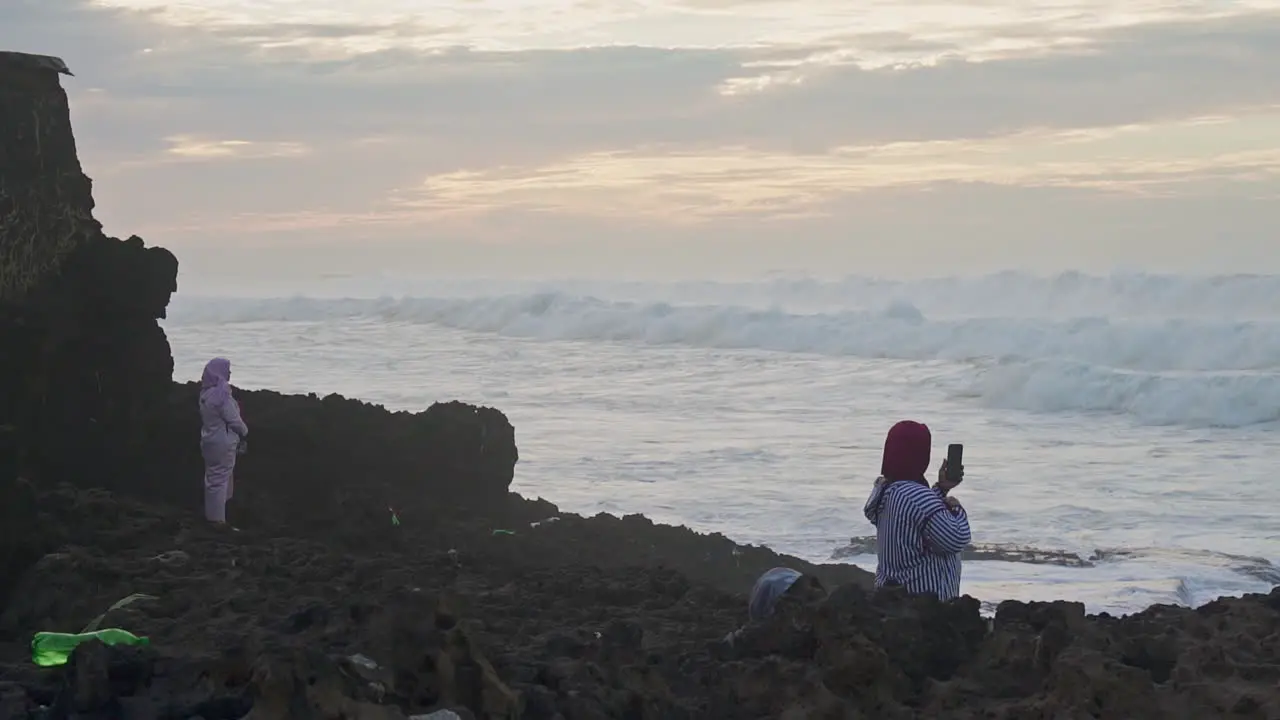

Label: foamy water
[163,271,1280,615]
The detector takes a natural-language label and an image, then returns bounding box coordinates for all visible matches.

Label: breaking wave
[167,272,1280,429]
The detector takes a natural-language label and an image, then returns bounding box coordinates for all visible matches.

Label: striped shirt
[863,479,971,600]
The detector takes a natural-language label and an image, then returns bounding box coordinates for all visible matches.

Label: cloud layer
[3,0,1279,281]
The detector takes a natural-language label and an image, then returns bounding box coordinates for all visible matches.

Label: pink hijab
[200,357,233,408]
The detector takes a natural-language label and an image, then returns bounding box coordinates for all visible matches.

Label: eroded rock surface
[0,486,1276,719]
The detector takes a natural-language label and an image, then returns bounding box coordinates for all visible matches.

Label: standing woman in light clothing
[198,357,248,527]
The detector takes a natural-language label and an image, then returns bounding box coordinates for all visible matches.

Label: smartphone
[946,443,964,485]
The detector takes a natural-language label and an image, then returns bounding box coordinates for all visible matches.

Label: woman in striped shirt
[863,420,971,600]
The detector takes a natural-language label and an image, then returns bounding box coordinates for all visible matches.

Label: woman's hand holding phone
[937,459,964,493]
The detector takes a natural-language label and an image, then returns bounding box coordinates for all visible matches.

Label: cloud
[3,0,1280,277]
[13,2,1280,155]
[714,15,1280,151]
[159,135,310,161]
[167,181,1280,286]
[390,121,1280,220]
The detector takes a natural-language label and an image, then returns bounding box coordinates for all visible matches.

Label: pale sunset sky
[4,0,1279,283]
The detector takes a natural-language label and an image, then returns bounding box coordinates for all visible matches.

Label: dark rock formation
[147,385,522,549]
[140,383,865,593]
[0,52,179,623]
[0,51,178,496]
[0,484,1277,719]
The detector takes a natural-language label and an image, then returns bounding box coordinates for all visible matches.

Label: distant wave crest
[205,270,1280,321]
[167,272,1280,429]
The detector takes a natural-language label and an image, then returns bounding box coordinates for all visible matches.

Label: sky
[4,0,1280,286]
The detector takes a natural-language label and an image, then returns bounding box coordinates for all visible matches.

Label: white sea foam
[188,270,1280,321]
[168,273,1280,428]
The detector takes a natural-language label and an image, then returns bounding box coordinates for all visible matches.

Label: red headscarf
[881,420,931,484]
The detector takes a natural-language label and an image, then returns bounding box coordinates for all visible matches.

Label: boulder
[142,386,520,550]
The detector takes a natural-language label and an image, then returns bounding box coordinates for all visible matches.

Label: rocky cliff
[0,51,179,494]
[0,51,178,619]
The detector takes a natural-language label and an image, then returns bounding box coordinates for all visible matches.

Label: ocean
[163,271,1280,616]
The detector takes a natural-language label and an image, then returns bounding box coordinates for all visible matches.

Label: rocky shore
[2,51,1278,719]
